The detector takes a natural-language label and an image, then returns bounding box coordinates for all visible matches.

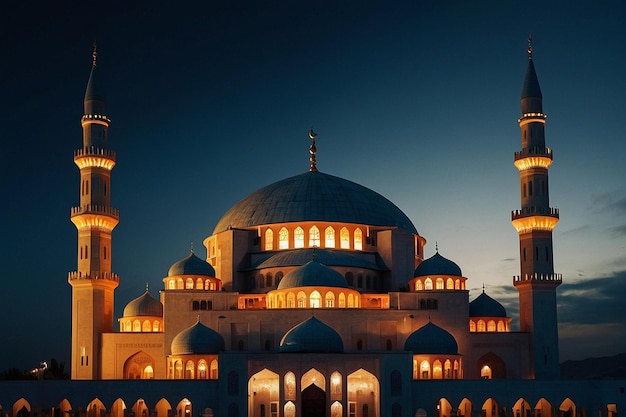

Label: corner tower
[512,38,561,379]
[68,45,119,380]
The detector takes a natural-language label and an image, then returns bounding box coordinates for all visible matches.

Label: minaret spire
[511,40,561,380]
[92,41,97,67]
[527,34,533,59]
[308,127,318,172]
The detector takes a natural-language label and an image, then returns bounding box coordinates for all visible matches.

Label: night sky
[1,1,625,372]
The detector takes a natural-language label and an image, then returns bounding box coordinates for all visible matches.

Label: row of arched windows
[120,319,162,332]
[264,226,365,251]
[191,300,213,310]
[414,277,465,291]
[250,271,380,291]
[166,277,219,291]
[412,358,461,380]
[266,290,360,308]
[469,319,509,332]
[169,358,218,380]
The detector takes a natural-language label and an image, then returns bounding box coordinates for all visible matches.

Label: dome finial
[308,127,318,172]
[482,283,485,293]
[146,282,149,292]
[92,41,98,67]
[435,241,439,252]
[527,34,533,60]
[190,242,194,253]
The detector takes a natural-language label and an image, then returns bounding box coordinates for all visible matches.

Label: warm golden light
[518,112,546,126]
[74,156,116,170]
[514,156,553,171]
[511,215,559,233]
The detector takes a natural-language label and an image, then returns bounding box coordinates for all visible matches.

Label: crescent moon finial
[527,34,533,60]
[309,127,317,139]
[308,127,318,172]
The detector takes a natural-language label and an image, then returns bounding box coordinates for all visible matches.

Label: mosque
[0,42,624,417]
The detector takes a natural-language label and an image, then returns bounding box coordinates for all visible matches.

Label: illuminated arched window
[481,365,492,379]
[338,292,346,307]
[455,279,460,289]
[133,320,141,332]
[177,278,184,289]
[469,320,476,332]
[436,278,444,289]
[142,320,151,332]
[279,227,289,249]
[169,279,175,289]
[310,291,321,308]
[294,227,304,248]
[175,360,183,379]
[330,371,342,400]
[446,278,454,289]
[340,227,350,249]
[325,226,335,248]
[287,292,295,308]
[424,278,433,290]
[186,278,194,289]
[354,228,363,250]
[185,360,194,379]
[198,360,207,379]
[284,372,296,401]
[347,293,354,307]
[297,291,306,308]
[415,280,423,291]
[265,228,274,251]
[478,320,486,332]
[143,365,154,379]
[309,226,320,247]
[444,359,452,379]
[420,360,430,379]
[497,321,506,332]
[433,360,443,379]
[284,402,296,417]
[413,359,418,379]
[196,278,203,289]
[123,320,131,332]
[325,292,335,307]
[487,320,496,332]
[210,359,218,379]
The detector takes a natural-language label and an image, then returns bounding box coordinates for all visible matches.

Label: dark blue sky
[1,1,625,372]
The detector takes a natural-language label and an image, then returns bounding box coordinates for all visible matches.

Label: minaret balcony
[514,147,553,170]
[81,113,111,126]
[511,207,559,233]
[70,205,120,231]
[513,273,562,286]
[68,271,120,284]
[518,112,547,126]
[74,147,116,170]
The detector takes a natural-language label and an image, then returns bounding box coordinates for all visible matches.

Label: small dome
[123,289,163,317]
[469,291,507,317]
[168,252,215,277]
[280,316,344,353]
[171,320,225,355]
[277,260,348,290]
[414,252,462,277]
[404,322,458,355]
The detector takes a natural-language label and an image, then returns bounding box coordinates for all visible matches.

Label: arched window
[287,292,295,308]
[436,278,444,289]
[186,278,194,289]
[330,371,342,401]
[198,360,207,379]
[284,372,296,401]
[415,280,423,291]
[279,227,289,249]
[185,360,194,379]
[265,228,274,251]
[294,227,304,248]
[420,360,430,379]
[469,320,476,332]
[497,321,506,332]
[487,320,496,332]
[192,301,200,310]
[345,272,354,286]
[265,273,272,287]
[153,320,160,332]
[309,225,320,247]
[275,271,284,286]
[325,226,335,248]
[338,292,346,307]
[142,320,151,332]
[133,320,141,332]
[424,278,433,290]
[354,228,363,250]
[200,300,207,310]
[446,278,454,289]
[177,278,184,289]
[310,290,321,308]
[340,227,350,249]
[297,291,306,308]
[175,360,183,379]
[169,279,175,289]
[444,359,452,379]
[455,279,461,289]
[210,359,218,379]
[433,360,443,379]
[196,278,203,289]
[477,320,486,332]
[481,365,492,379]
[325,292,335,307]
[347,293,354,308]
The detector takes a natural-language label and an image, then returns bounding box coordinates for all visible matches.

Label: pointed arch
[284,371,296,401]
[131,399,148,417]
[265,228,274,250]
[124,351,155,379]
[482,398,500,417]
[330,371,342,401]
[560,398,576,417]
[347,369,379,417]
[279,227,289,249]
[325,226,335,248]
[354,228,363,250]
[340,227,350,249]
[438,398,453,417]
[87,400,106,417]
[513,398,531,417]
[294,226,305,248]
[477,352,506,379]
[155,399,172,417]
[309,225,320,247]
[249,369,279,417]
[424,278,433,290]
[310,290,321,308]
[175,399,192,417]
[110,399,127,417]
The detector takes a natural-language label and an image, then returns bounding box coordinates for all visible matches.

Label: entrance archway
[302,384,325,417]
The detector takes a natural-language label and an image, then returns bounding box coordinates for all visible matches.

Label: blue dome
[404,322,458,355]
[123,289,163,317]
[168,252,216,277]
[280,316,343,353]
[213,170,417,234]
[171,320,225,355]
[414,252,462,277]
[277,260,348,290]
[469,292,507,317]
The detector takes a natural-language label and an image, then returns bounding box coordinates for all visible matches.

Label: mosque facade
[0,43,624,417]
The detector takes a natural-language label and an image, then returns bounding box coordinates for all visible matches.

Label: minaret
[68,44,119,380]
[512,37,562,379]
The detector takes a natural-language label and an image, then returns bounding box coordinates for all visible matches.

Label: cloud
[608,224,626,238]
[589,191,626,215]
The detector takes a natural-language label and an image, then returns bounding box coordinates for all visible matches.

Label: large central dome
[213,170,417,234]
